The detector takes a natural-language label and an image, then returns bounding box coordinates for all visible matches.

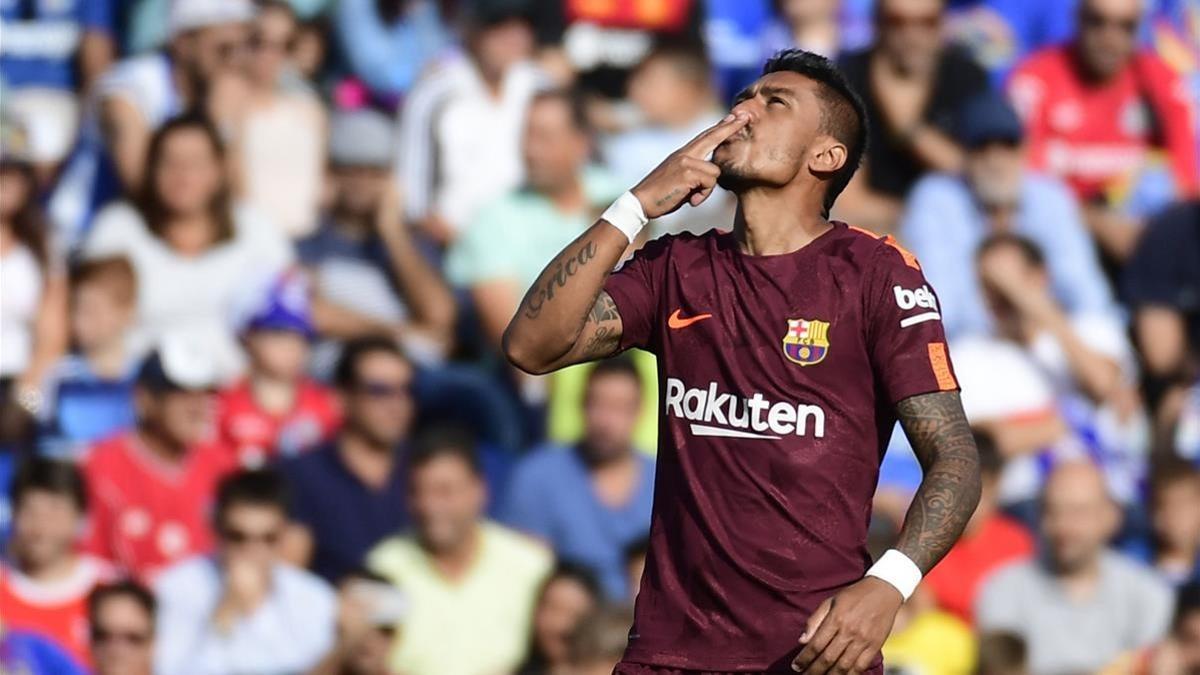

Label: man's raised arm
[502,112,749,375]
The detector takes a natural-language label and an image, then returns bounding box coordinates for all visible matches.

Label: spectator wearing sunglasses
[277,337,415,583]
[236,0,327,239]
[900,92,1115,340]
[154,468,336,675]
[835,0,990,234]
[88,581,156,675]
[1008,0,1199,263]
[81,335,237,582]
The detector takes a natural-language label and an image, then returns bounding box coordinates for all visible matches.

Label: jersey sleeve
[602,236,671,353]
[864,240,960,405]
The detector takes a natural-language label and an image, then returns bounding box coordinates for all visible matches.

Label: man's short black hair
[973,430,1003,479]
[586,357,641,395]
[761,49,868,216]
[88,580,156,629]
[333,336,408,390]
[409,425,482,476]
[11,457,86,513]
[213,469,290,527]
[976,232,1046,269]
[530,88,591,136]
[1174,582,1200,630]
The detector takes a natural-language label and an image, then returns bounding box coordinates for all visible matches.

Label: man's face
[472,18,533,81]
[1040,464,1118,573]
[715,71,829,192]
[581,373,640,463]
[138,387,214,447]
[1077,0,1141,81]
[179,22,251,83]
[875,0,945,74]
[245,330,310,381]
[249,6,295,86]
[409,454,485,553]
[218,503,286,570]
[629,57,706,126]
[1152,478,1200,553]
[965,141,1024,210]
[523,98,589,194]
[344,352,414,448]
[91,596,155,675]
[12,490,81,570]
[333,165,389,220]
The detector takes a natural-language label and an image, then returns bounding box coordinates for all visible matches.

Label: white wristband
[601,191,648,243]
[865,549,923,601]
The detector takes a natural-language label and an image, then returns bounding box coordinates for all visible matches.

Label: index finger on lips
[681,112,749,158]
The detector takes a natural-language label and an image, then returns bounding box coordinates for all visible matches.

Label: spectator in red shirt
[217,270,340,467]
[82,335,236,582]
[1,459,113,668]
[922,430,1034,624]
[1008,0,1199,261]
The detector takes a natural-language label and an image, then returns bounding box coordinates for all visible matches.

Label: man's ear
[810,138,848,176]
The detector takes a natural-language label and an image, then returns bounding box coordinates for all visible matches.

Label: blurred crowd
[0,0,1198,673]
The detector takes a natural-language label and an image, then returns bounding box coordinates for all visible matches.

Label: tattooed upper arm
[557,291,624,367]
[893,390,981,572]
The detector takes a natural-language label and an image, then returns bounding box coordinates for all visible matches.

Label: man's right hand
[631,112,750,219]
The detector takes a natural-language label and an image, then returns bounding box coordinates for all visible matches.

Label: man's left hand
[791,577,902,674]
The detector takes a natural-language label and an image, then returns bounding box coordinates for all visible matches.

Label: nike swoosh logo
[668,309,713,330]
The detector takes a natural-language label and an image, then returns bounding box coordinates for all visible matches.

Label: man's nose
[729,98,760,121]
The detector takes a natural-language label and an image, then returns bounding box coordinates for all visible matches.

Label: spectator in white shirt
[83,114,293,382]
[155,468,336,675]
[397,1,545,244]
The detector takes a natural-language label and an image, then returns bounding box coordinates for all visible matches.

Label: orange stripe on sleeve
[927,342,957,391]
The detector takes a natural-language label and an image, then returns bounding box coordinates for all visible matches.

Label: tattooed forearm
[893,391,981,572]
[522,240,598,319]
[575,292,622,359]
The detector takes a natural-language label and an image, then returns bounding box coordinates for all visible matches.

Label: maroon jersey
[604,224,958,672]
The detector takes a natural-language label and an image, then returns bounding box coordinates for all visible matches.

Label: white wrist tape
[865,549,923,601]
[601,191,648,243]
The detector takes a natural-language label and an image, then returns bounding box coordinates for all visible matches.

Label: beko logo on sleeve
[893,285,941,327]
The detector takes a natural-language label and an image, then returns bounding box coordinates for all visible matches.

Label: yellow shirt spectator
[366,521,553,675]
[882,609,976,675]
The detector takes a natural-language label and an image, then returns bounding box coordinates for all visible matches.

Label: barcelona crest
[783,318,830,366]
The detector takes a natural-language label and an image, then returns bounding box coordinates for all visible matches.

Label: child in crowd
[217,270,340,467]
[38,257,139,459]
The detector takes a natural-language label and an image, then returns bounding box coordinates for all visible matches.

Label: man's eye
[769,97,786,106]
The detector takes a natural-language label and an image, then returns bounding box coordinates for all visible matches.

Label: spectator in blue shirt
[38,257,139,459]
[333,0,451,101]
[502,357,655,600]
[278,337,414,582]
[900,92,1115,339]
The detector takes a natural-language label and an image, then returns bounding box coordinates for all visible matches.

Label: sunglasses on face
[249,33,296,53]
[92,628,152,646]
[221,527,281,545]
[355,381,411,400]
[212,39,250,62]
[879,11,941,30]
[1080,10,1139,34]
